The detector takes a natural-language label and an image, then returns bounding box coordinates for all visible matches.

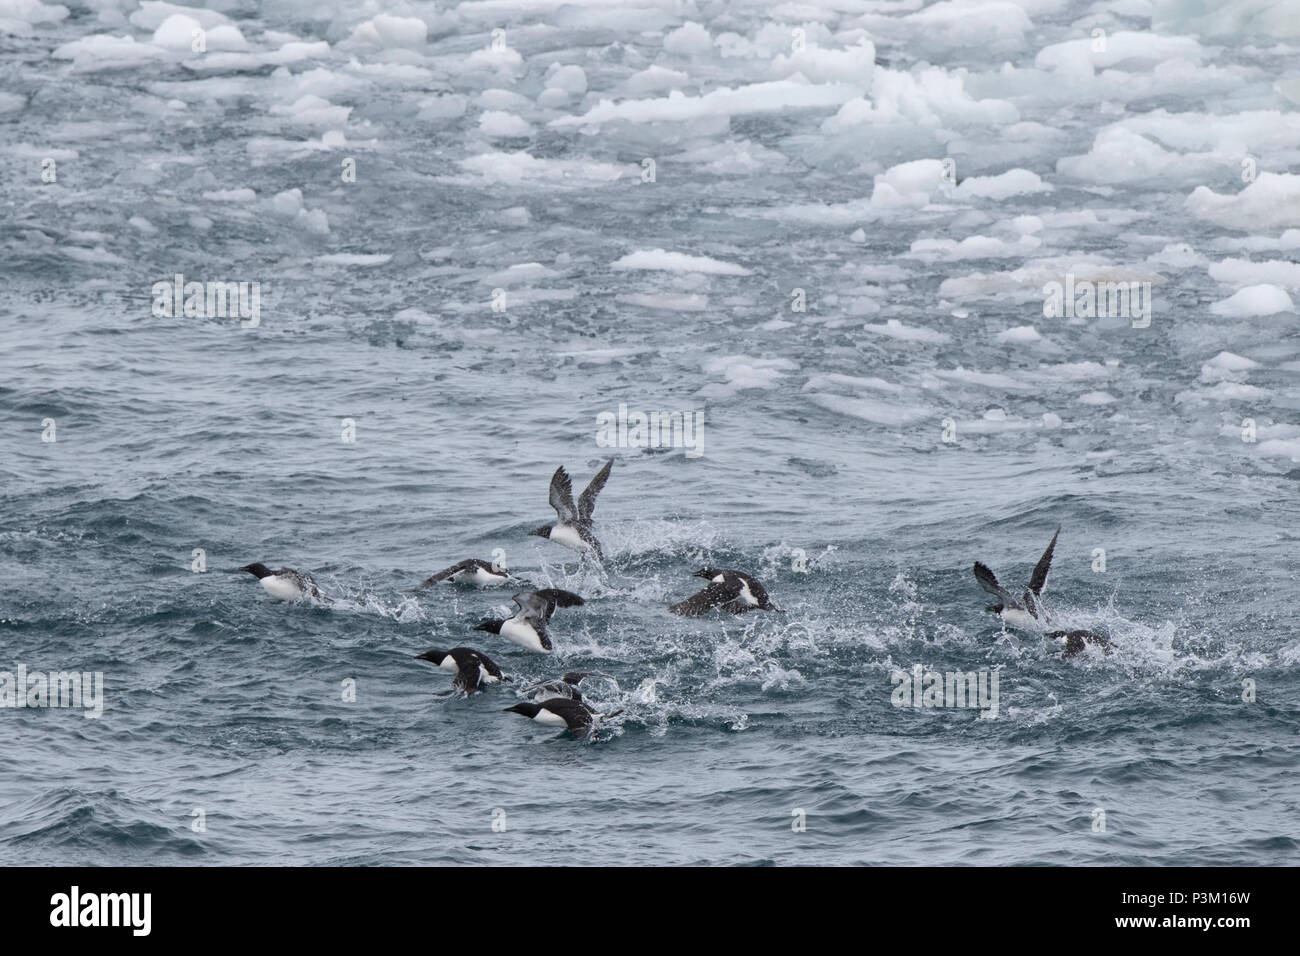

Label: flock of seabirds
[239,459,1112,738]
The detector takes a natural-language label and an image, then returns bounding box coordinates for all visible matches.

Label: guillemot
[474,588,585,653]
[669,568,783,616]
[522,671,615,702]
[415,558,515,589]
[973,527,1111,657]
[973,527,1059,631]
[529,459,613,560]
[414,647,510,696]
[504,697,623,737]
[239,563,328,603]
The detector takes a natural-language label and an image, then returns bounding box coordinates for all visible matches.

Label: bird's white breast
[1000,607,1040,631]
[738,580,758,605]
[533,709,570,728]
[260,576,303,602]
[459,567,506,587]
[549,525,590,553]
[501,617,548,652]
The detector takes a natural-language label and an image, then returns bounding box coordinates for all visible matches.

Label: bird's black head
[528,525,552,539]
[240,562,273,579]
[504,702,540,718]
[474,620,503,635]
[414,649,447,664]
[693,567,720,580]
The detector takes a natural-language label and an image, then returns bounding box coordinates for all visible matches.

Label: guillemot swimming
[474,588,585,653]
[522,671,615,702]
[973,527,1111,657]
[529,459,613,560]
[414,647,510,696]
[503,698,623,737]
[669,568,783,616]
[239,563,328,603]
[415,558,514,589]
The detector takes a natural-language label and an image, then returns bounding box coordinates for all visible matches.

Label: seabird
[474,588,585,653]
[414,647,510,696]
[415,558,514,589]
[529,459,613,560]
[522,671,615,702]
[239,563,328,603]
[669,568,783,616]
[503,697,623,737]
[972,527,1111,656]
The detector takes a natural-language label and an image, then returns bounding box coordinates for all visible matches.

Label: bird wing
[669,579,744,616]
[516,588,585,621]
[577,459,613,522]
[973,562,1016,606]
[548,466,577,524]
[470,650,506,681]
[283,569,326,601]
[1029,526,1060,595]
[417,559,477,587]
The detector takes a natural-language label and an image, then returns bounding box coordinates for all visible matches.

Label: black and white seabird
[474,588,585,653]
[529,459,613,560]
[503,697,622,737]
[669,568,783,616]
[522,671,615,702]
[414,647,510,696]
[239,562,328,603]
[973,527,1111,657]
[415,558,514,589]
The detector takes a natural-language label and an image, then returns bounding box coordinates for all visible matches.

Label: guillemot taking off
[415,559,514,589]
[474,588,585,653]
[529,459,613,560]
[239,563,328,603]
[522,671,615,702]
[504,698,623,738]
[669,568,783,616]
[972,527,1112,657]
[414,647,510,696]
[972,527,1059,631]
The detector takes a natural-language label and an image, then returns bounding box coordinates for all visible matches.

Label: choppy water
[2,0,1299,865]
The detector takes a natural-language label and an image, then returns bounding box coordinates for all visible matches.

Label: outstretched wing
[417,559,477,588]
[973,562,1016,606]
[548,467,577,524]
[577,459,613,522]
[1029,526,1060,595]
[669,579,744,616]
[515,588,585,620]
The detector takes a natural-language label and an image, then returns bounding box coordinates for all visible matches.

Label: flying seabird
[474,588,585,653]
[415,558,514,589]
[972,527,1112,657]
[529,459,613,560]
